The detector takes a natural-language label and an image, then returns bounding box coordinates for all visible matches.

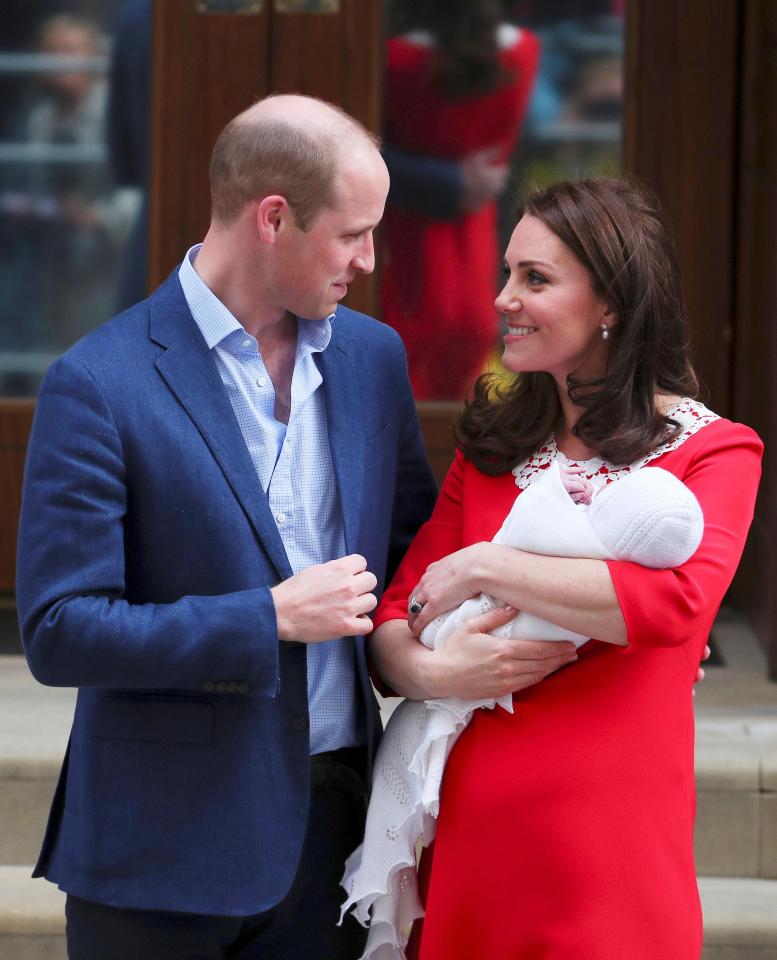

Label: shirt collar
[178,243,334,357]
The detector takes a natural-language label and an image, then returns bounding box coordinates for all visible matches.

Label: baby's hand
[560,463,595,505]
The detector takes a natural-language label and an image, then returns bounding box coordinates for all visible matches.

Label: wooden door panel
[732,0,777,676]
[624,0,740,416]
[0,400,35,592]
[268,0,381,316]
[149,0,272,288]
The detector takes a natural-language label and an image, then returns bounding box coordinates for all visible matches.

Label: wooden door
[150,0,381,316]
[731,0,777,677]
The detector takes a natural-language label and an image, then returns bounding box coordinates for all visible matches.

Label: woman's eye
[502,263,511,278]
[527,270,547,286]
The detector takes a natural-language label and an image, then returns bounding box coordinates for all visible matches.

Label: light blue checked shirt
[179,245,362,754]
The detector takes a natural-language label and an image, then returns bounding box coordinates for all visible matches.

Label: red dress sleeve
[373,451,467,629]
[606,419,762,650]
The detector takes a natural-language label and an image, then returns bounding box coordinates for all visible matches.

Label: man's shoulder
[64,297,151,367]
[331,304,404,351]
[64,272,182,365]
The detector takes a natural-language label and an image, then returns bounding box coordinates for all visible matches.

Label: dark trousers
[65,748,369,960]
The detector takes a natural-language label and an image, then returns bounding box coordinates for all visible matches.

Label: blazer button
[215,681,228,693]
[238,682,250,695]
[227,681,239,693]
[203,681,215,692]
[292,716,309,732]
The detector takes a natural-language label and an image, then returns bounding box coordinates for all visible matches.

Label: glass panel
[0,2,144,397]
[380,1,625,401]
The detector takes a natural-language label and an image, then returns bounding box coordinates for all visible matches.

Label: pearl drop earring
[601,323,610,340]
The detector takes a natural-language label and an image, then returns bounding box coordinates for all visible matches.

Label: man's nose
[352,234,375,274]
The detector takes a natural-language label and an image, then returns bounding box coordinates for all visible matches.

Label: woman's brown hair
[456,177,699,474]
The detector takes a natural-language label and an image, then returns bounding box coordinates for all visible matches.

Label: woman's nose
[495,286,522,313]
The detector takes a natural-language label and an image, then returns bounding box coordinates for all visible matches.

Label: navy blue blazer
[16,272,437,915]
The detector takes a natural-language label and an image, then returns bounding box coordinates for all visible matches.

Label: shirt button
[292,716,309,732]
[276,512,287,524]
[242,338,251,348]
[257,377,267,387]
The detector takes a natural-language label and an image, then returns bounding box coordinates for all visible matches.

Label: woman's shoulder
[654,398,760,453]
[502,398,762,491]
[640,399,763,476]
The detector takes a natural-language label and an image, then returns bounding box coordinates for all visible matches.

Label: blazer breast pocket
[91,692,214,745]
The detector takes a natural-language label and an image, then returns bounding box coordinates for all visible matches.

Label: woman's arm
[409,422,763,654]
[410,546,627,646]
[370,608,578,701]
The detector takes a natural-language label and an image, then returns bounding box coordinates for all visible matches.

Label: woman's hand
[369,613,579,702]
[432,607,578,700]
[408,542,491,637]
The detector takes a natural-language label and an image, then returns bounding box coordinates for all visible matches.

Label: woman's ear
[602,302,618,329]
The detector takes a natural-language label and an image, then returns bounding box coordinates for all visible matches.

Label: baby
[340,462,704,960]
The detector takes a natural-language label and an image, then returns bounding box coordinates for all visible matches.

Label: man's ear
[256,195,289,243]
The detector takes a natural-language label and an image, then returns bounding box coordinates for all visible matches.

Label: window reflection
[381,1,624,402]
[0,3,142,397]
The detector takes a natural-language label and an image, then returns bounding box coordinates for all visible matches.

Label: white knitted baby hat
[588,467,704,569]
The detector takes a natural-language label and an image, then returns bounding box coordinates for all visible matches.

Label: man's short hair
[209,98,378,231]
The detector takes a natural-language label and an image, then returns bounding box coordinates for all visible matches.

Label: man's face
[273,150,389,321]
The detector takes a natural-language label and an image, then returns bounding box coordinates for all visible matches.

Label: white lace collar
[512,398,719,490]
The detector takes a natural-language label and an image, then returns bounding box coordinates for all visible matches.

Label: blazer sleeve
[606,421,763,652]
[16,354,281,695]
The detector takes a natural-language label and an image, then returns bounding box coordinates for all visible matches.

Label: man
[17,95,570,959]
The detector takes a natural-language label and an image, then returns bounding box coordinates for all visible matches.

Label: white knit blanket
[340,462,703,960]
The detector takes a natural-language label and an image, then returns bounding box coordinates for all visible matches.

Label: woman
[381,0,539,399]
[369,178,762,959]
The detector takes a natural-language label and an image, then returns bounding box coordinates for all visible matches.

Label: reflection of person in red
[381,0,539,400]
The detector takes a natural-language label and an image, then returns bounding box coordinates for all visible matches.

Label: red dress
[381,28,540,400]
[373,411,762,959]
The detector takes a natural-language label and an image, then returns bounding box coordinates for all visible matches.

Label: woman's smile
[504,323,539,340]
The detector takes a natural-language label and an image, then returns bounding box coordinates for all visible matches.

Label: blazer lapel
[317,336,365,555]
[148,275,293,581]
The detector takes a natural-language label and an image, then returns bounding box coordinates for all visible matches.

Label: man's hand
[693,644,711,696]
[430,606,578,700]
[271,554,377,643]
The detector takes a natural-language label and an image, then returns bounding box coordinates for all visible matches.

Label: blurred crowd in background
[0,0,623,399]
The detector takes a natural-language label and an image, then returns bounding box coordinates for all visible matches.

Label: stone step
[0,867,65,960]
[699,877,777,960]
[695,718,777,878]
[1,655,776,876]
[0,869,773,960]
[0,658,73,867]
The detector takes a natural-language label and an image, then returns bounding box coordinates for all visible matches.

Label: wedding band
[408,595,425,616]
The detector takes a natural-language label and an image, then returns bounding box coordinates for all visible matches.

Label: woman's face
[496,215,613,385]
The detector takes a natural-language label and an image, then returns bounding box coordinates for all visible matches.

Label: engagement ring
[408,595,425,616]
